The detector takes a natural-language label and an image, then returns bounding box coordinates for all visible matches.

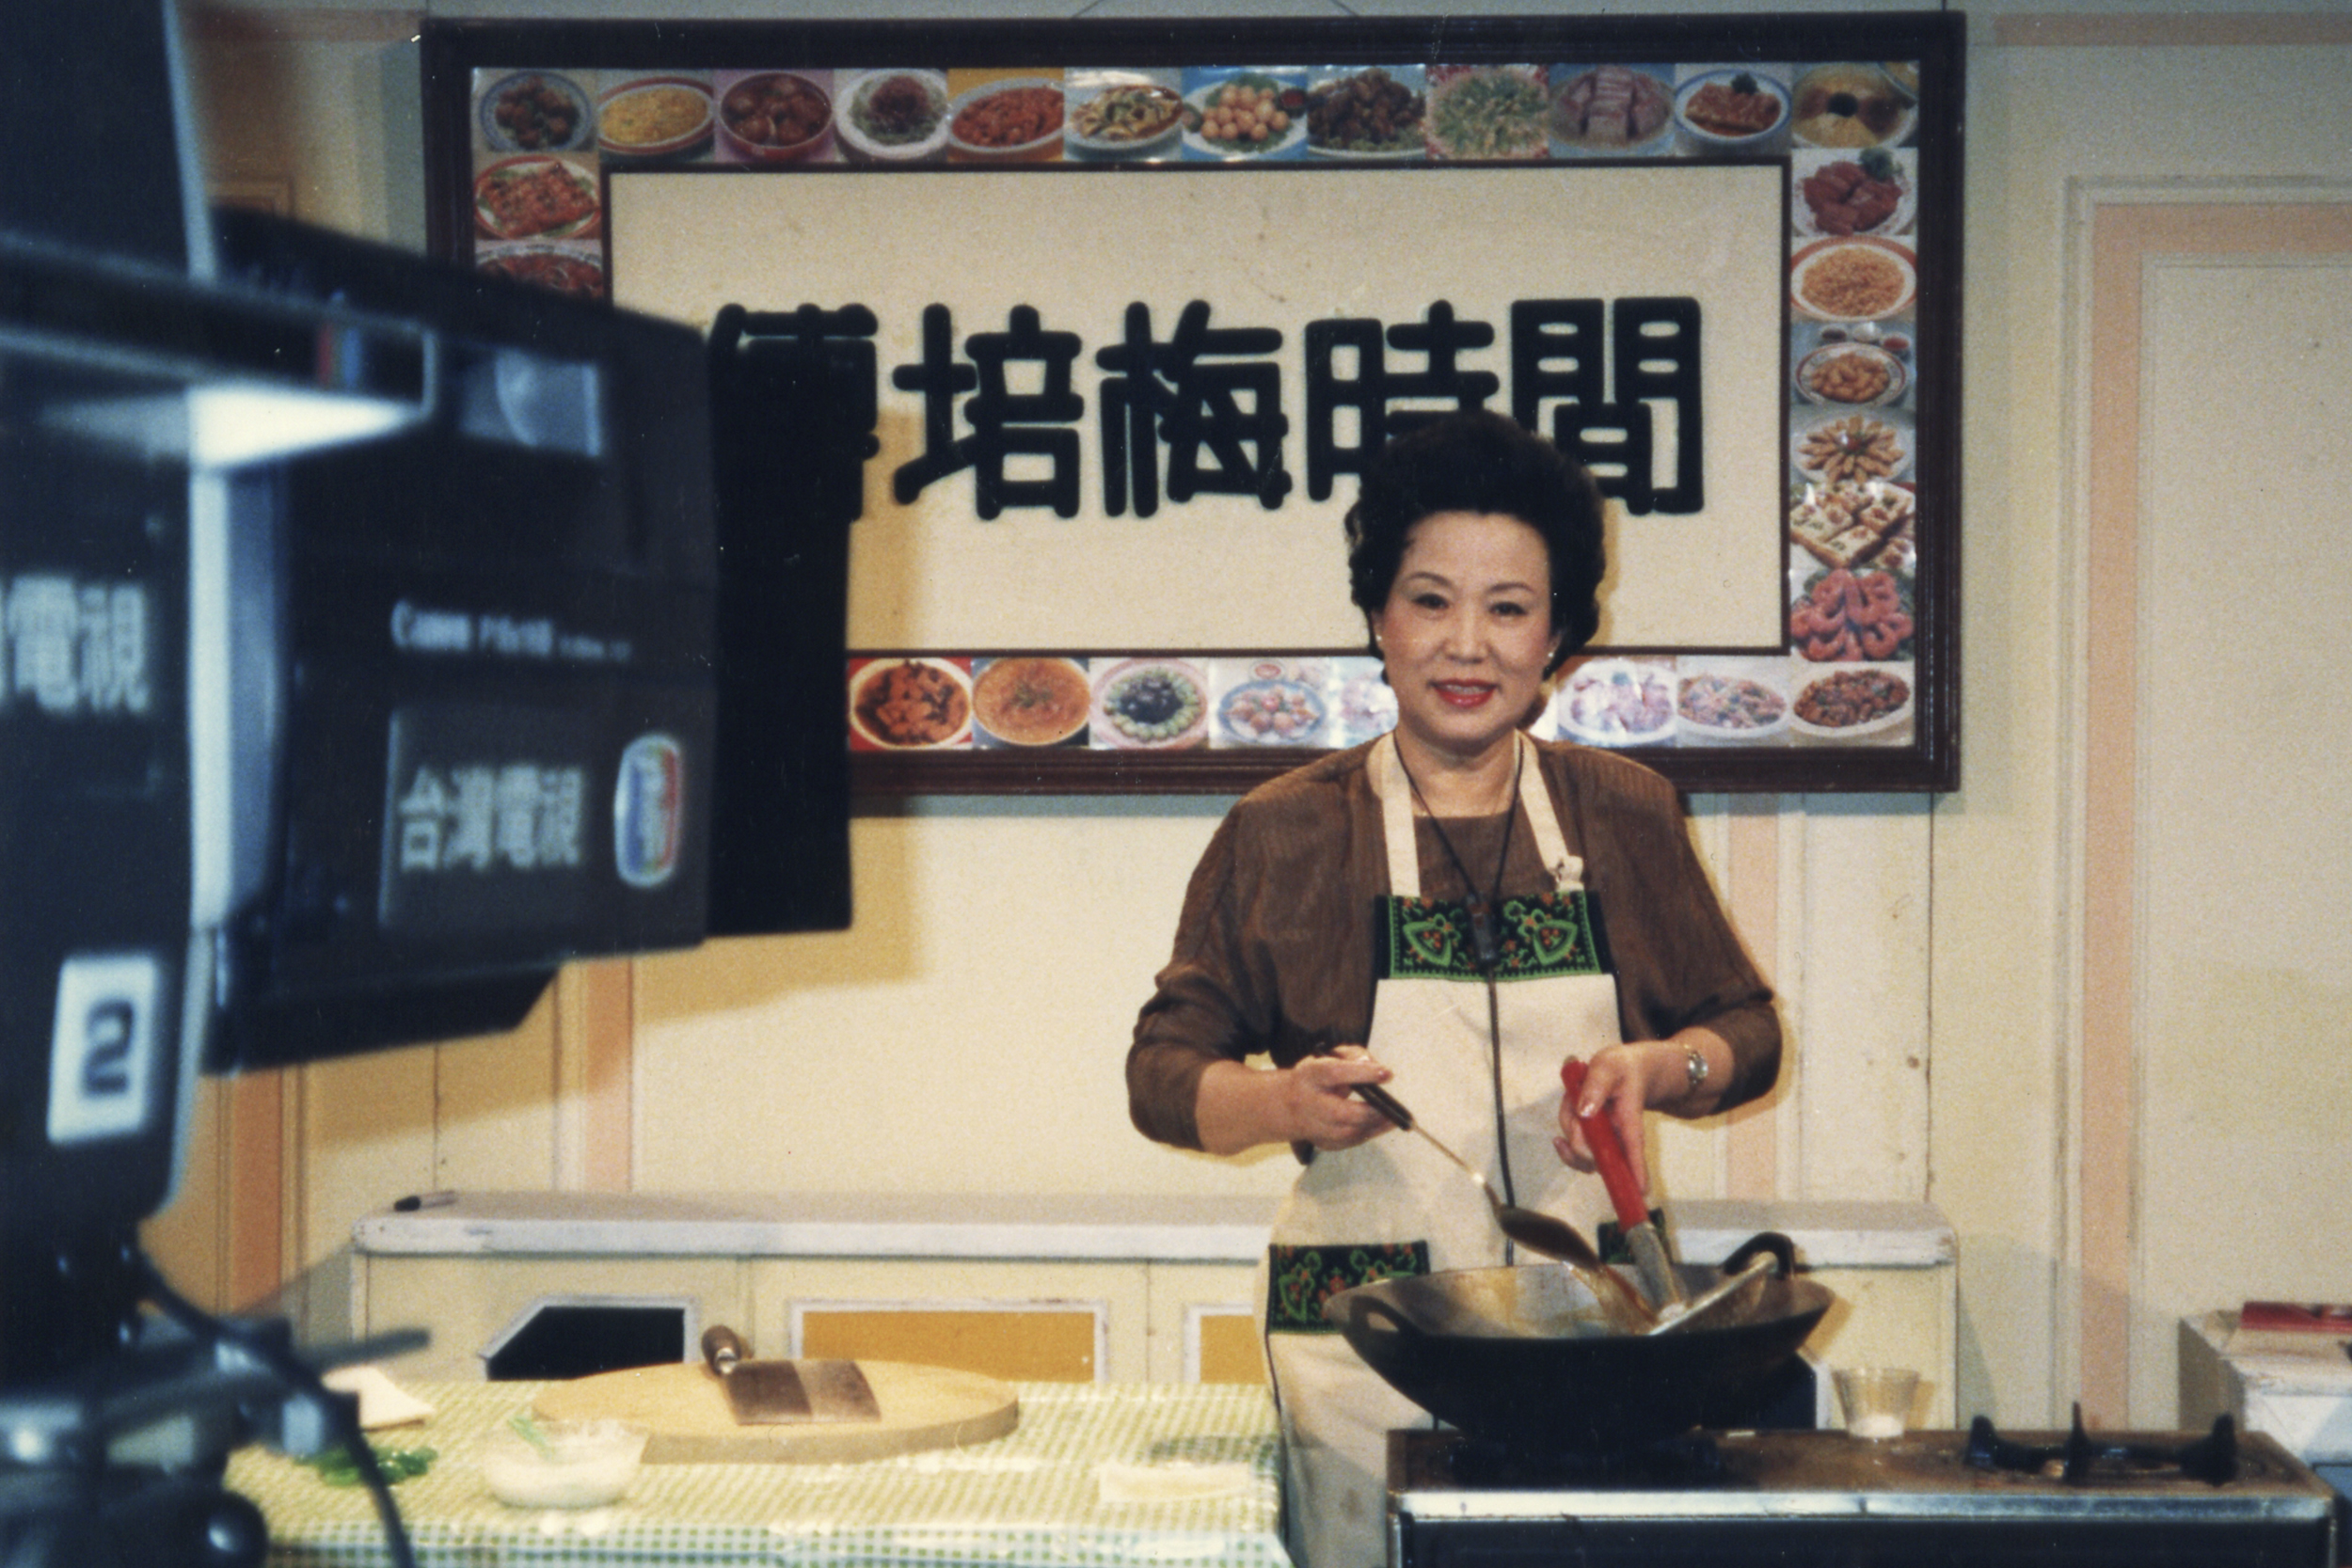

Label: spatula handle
[1561,1059,1649,1231]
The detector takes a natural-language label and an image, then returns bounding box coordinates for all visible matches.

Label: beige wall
[154,0,2352,1429]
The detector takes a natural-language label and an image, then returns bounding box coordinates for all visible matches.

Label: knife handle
[1561,1059,1649,1231]
[701,1323,747,1375]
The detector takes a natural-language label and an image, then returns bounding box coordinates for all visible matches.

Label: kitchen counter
[226,1378,1287,1567]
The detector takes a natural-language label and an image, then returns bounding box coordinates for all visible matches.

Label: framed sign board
[422,13,1962,794]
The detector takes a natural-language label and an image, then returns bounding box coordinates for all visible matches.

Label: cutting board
[532,1359,1019,1464]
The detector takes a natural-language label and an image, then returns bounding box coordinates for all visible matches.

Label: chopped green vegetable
[300,1441,437,1486]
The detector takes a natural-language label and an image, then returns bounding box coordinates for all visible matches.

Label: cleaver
[699,1325,882,1425]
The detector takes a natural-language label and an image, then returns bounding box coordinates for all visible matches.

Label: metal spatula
[700,1325,882,1424]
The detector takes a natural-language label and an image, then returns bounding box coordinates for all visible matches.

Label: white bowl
[483,1418,646,1510]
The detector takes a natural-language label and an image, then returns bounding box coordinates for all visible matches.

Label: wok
[1321,1233,1831,1452]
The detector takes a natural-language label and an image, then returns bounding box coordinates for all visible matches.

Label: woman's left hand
[1550,1037,1725,1194]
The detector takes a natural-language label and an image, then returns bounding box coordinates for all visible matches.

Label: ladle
[1351,1081,1657,1333]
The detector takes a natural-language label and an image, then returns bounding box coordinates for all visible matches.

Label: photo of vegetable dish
[1070,83,1184,150]
[1677,672,1788,734]
[1093,660,1207,748]
[1423,66,1549,159]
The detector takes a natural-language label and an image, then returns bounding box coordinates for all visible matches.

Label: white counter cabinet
[349,1192,1955,1418]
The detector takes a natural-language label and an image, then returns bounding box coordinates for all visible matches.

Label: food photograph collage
[466,51,1931,759]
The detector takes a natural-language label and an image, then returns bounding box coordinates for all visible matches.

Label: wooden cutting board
[533,1359,1019,1464]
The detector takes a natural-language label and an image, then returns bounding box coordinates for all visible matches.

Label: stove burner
[1441,1431,1725,1489]
[1965,1404,2238,1485]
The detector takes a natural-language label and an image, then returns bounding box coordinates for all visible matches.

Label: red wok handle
[1561,1058,1649,1231]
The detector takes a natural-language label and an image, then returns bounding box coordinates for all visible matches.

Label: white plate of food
[1787,478,1915,572]
[834,70,950,163]
[1675,670,1790,742]
[1215,672,1327,746]
[1795,342,1910,407]
[1549,64,1674,155]
[1555,659,1677,747]
[1788,62,1916,150]
[479,71,594,153]
[596,76,713,158]
[1183,73,1304,158]
[472,156,601,242]
[1065,81,1184,158]
[1789,663,1915,739]
[972,657,1092,747]
[946,77,1067,160]
[1303,67,1425,158]
[1422,65,1551,160]
[1791,235,1917,323]
[848,657,972,750]
[1091,659,1208,749]
[1792,148,1915,238]
[1792,407,1915,487]
[1673,68,1789,153]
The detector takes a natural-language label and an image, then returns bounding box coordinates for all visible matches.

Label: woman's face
[1371,510,1561,768]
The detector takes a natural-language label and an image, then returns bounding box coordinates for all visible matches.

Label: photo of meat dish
[721,72,831,152]
[1306,68,1422,154]
[1679,73,1784,138]
[1794,667,1912,730]
[1550,66,1671,149]
[473,159,598,240]
[485,74,588,151]
[951,83,1064,151]
[1790,567,1914,662]
[1800,150,1911,235]
[851,660,970,748]
[478,248,604,298]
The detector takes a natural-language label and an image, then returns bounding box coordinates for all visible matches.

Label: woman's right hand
[1193,1046,1397,1155]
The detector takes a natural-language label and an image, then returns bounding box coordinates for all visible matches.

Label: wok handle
[1722,1231,1797,1278]
[1561,1059,1650,1231]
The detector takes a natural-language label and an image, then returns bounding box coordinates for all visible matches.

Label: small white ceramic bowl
[483,1418,647,1509]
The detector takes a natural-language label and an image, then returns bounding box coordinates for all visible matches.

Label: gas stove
[1389,1413,2342,1567]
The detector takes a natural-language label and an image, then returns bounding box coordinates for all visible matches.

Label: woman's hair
[1343,409,1607,673]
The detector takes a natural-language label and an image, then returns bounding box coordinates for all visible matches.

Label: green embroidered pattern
[1265,1242,1431,1333]
[1378,889,1604,981]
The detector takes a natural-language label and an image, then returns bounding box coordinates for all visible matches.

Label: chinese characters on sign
[0,576,152,719]
[877,296,1703,520]
[393,763,589,877]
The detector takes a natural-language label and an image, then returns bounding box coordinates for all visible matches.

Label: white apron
[1262,734,1627,1568]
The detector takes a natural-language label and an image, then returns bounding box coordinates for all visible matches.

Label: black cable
[136,1254,419,1568]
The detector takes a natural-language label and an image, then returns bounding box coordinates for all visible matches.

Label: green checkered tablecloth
[226,1380,1290,1567]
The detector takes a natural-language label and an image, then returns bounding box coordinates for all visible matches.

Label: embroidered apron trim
[1265,1242,1432,1333]
[1377,889,1605,981]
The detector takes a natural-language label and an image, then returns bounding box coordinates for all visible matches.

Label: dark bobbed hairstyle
[1343,409,1607,675]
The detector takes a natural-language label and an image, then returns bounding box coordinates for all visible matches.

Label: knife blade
[700,1325,882,1424]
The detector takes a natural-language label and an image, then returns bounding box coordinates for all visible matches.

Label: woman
[1125,411,1780,1568]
